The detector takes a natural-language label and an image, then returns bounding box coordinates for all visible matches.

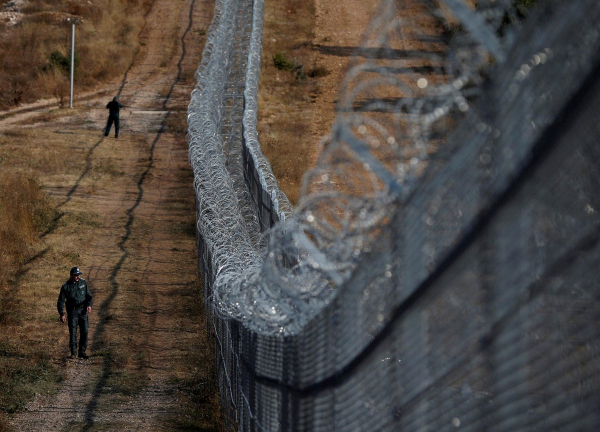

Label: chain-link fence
[188,0,600,430]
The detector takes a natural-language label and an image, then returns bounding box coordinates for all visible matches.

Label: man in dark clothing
[57,267,93,359]
[105,95,123,138]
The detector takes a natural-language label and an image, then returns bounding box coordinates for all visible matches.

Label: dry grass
[0,124,222,430]
[160,283,224,431]
[0,127,117,430]
[0,0,152,109]
[0,169,63,430]
[0,338,63,414]
[0,173,55,293]
[0,128,93,430]
[0,0,222,427]
[258,0,324,204]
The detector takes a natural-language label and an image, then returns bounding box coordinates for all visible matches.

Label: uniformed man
[57,267,93,359]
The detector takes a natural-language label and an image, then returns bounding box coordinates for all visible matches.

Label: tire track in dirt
[39,137,106,239]
[81,0,200,422]
[83,0,214,427]
[26,0,156,241]
[8,0,218,430]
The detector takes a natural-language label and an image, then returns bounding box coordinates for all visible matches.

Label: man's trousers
[67,308,89,355]
[105,115,120,138]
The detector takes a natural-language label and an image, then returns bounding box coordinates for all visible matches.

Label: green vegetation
[272,52,296,71]
[45,50,79,74]
[273,52,306,81]
[273,52,330,81]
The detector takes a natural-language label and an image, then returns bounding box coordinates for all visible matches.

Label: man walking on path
[105,95,123,138]
[57,267,93,359]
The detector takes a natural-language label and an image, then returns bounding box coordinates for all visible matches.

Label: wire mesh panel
[188,0,600,430]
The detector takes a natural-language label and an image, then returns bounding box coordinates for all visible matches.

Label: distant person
[57,267,93,359]
[105,95,123,138]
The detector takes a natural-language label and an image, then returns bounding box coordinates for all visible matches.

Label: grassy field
[0,0,152,109]
[0,0,154,315]
[0,0,153,426]
[0,0,326,428]
[0,121,222,430]
[0,169,60,426]
[0,125,83,428]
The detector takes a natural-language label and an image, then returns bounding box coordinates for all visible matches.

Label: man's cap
[70,267,83,275]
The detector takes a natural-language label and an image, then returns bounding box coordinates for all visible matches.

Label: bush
[0,173,54,290]
[45,50,79,74]
[273,52,295,71]
[307,65,329,78]
[272,52,305,81]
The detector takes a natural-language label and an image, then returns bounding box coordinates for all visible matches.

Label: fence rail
[188,0,600,430]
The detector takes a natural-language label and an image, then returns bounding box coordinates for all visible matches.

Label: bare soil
[0,0,377,429]
[1,0,221,430]
[309,0,377,147]
[258,0,378,203]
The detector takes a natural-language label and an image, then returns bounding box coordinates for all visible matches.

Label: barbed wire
[188,0,600,430]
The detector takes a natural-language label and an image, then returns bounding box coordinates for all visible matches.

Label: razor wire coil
[188,0,600,430]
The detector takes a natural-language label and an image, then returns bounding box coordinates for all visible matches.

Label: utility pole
[67,17,79,108]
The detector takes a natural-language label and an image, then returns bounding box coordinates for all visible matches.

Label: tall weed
[0,173,58,430]
[0,0,152,108]
[0,173,54,291]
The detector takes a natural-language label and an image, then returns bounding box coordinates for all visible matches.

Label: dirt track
[0,0,378,428]
[2,0,219,429]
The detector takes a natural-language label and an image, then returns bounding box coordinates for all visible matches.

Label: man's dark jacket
[57,278,93,316]
[106,99,123,118]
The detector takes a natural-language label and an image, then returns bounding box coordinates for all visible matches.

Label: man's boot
[78,351,89,359]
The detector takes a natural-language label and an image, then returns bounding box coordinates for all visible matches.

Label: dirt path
[1,0,397,429]
[4,0,220,430]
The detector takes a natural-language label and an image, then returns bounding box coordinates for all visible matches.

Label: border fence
[187,0,600,430]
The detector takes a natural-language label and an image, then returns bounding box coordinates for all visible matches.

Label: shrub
[273,52,295,71]
[307,65,329,78]
[272,52,305,81]
[45,50,79,74]
[0,173,54,289]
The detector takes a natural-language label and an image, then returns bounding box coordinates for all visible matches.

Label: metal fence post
[67,18,79,109]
